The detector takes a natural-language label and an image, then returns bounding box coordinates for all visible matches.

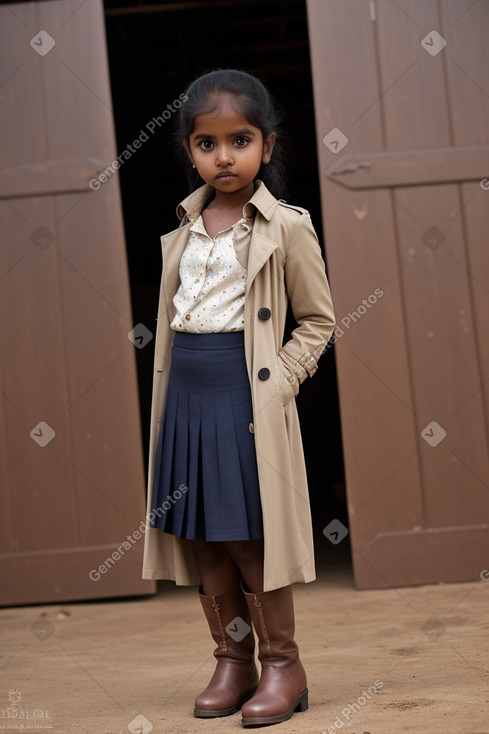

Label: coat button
[258,307,271,320]
[258,367,270,380]
[249,422,254,433]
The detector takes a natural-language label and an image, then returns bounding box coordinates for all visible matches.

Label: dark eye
[234,137,248,147]
[199,139,214,150]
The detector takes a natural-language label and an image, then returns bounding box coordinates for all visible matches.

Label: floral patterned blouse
[170,211,254,333]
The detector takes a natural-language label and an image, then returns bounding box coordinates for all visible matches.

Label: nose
[215,144,233,166]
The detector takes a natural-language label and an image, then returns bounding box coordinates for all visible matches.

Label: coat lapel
[245,229,279,297]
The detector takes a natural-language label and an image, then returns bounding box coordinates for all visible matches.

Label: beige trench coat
[142,181,335,591]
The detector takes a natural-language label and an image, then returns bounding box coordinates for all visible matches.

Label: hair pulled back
[176,69,289,200]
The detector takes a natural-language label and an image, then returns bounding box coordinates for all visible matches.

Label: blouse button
[185,314,191,321]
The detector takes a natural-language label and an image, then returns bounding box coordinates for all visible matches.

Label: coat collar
[175,180,280,223]
[160,181,281,324]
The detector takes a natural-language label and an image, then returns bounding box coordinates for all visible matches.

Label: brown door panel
[307,0,489,588]
[0,0,155,605]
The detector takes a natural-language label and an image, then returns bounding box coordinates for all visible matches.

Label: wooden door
[0,0,155,604]
[307,0,489,588]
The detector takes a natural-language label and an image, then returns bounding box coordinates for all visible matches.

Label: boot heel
[295,688,309,712]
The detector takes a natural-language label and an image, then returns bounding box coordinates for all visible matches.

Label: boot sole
[241,688,308,727]
[194,687,258,718]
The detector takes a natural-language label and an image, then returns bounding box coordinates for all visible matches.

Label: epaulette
[277,200,309,215]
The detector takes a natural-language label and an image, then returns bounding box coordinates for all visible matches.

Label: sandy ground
[1,548,488,734]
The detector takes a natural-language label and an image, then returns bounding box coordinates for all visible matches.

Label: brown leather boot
[193,586,260,718]
[240,582,308,727]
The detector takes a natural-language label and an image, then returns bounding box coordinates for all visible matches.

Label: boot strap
[211,600,228,651]
[252,598,271,652]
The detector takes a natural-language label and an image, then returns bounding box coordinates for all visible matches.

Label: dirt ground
[1,549,488,734]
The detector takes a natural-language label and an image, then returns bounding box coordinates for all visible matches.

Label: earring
[192,163,196,169]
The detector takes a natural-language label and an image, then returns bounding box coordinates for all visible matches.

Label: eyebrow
[193,128,256,141]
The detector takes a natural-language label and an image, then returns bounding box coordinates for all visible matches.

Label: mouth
[216,172,237,181]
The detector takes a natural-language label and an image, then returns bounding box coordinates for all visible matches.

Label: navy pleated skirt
[149,331,264,541]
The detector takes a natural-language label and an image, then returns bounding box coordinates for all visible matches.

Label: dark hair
[175,69,289,200]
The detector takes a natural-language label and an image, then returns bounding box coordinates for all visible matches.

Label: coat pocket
[275,352,300,406]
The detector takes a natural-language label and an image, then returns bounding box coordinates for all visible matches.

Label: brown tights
[193,539,264,596]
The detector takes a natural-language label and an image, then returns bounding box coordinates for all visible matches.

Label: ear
[261,132,277,165]
[183,139,194,166]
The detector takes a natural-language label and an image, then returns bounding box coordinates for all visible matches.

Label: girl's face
[185,96,276,198]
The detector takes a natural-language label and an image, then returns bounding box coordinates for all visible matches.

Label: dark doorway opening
[103,0,349,574]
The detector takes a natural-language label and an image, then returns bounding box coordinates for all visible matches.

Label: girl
[142,69,335,727]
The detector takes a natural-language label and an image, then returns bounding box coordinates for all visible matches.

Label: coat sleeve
[278,211,336,387]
